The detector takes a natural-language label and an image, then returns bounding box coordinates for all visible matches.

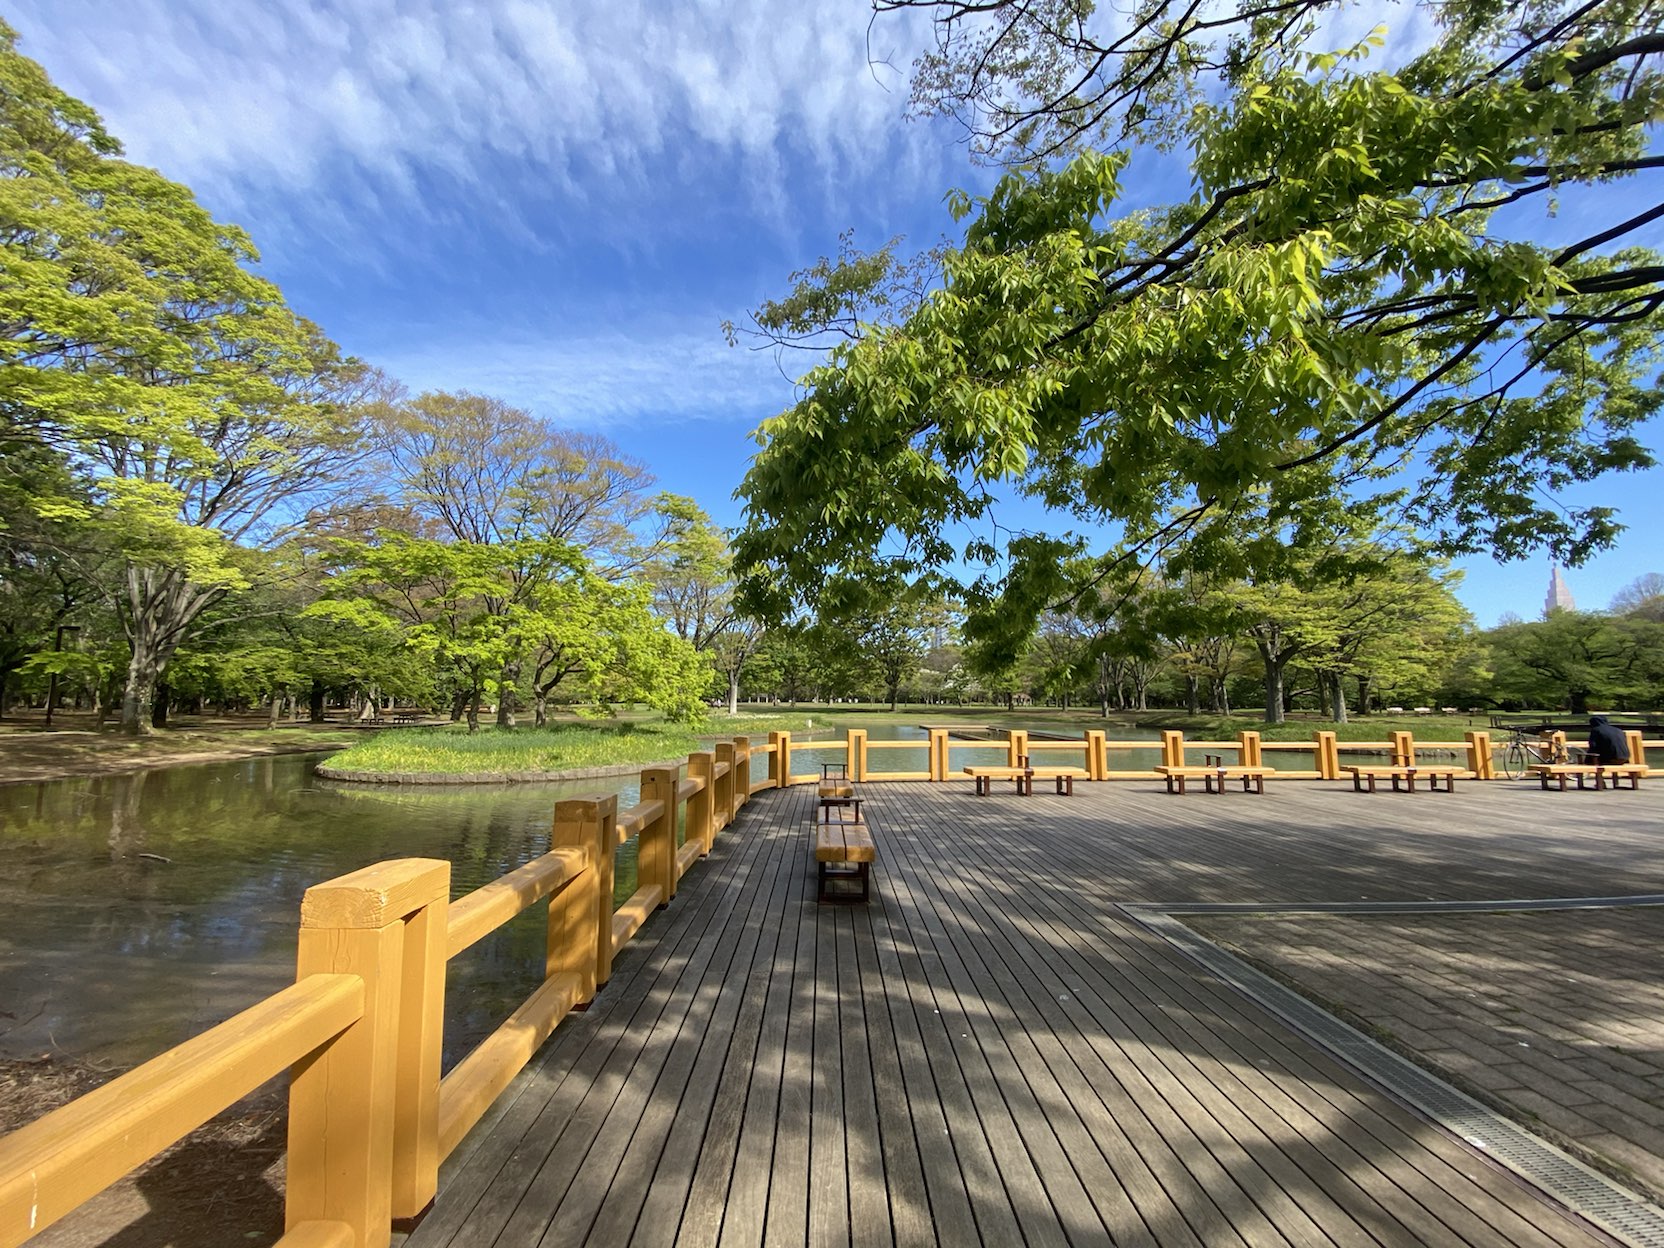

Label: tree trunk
[1569,687,1590,715]
[309,680,326,723]
[534,693,549,727]
[150,678,170,730]
[1356,675,1372,716]
[496,660,520,728]
[466,689,481,733]
[1260,655,1287,724]
[1329,674,1348,724]
[728,669,740,715]
[268,691,284,728]
[1185,674,1199,715]
[450,689,468,722]
[121,647,164,736]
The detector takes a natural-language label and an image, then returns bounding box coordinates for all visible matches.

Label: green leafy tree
[1487,609,1663,711]
[1,25,370,733]
[648,497,766,713]
[735,0,1662,641]
[855,598,949,710]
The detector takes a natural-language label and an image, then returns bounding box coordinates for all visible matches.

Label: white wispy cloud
[7,0,942,250]
[368,322,805,431]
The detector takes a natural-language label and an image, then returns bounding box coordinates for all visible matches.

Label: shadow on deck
[408,780,1664,1247]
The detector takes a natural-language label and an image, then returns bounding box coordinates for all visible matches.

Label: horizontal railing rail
[767,726,1508,785]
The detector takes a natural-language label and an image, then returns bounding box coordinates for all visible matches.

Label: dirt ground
[0,713,360,786]
[1,1055,288,1247]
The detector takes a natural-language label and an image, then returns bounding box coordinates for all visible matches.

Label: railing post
[848,728,868,781]
[1391,730,1415,768]
[927,727,948,781]
[1085,730,1106,781]
[715,742,736,831]
[1239,730,1262,768]
[1008,728,1029,768]
[688,751,715,853]
[555,795,618,987]
[733,736,751,805]
[549,796,607,1006]
[1314,730,1339,779]
[1465,730,1492,780]
[1160,730,1185,769]
[640,766,678,905]
[288,858,451,1245]
[772,730,791,787]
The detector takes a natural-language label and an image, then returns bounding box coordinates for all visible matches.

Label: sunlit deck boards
[407,780,1664,1247]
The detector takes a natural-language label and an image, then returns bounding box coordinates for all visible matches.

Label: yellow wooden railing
[764,726,1505,784]
[0,736,766,1248]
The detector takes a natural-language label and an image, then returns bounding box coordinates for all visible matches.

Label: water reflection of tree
[105,770,150,882]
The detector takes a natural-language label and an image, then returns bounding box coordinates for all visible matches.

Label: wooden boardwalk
[407,780,1664,1247]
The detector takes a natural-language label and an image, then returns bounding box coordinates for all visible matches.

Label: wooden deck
[407,780,1664,1247]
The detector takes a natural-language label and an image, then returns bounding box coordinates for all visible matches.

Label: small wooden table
[817,781,863,823]
[815,818,876,902]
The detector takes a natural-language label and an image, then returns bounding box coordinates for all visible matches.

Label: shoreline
[314,755,688,785]
[0,724,356,787]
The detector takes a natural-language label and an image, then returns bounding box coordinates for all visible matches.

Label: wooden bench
[815,819,876,902]
[963,765,1033,796]
[1600,762,1646,790]
[1027,766,1089,796]
[1530,764,1610,791]
[1154,765,1268,795]
[1341,765,1457,793]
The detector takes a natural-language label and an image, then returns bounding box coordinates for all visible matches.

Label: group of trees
[730,569,1664,720]
[0,25,760,733]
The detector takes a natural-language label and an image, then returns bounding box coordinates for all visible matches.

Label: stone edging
[314,757,686,786]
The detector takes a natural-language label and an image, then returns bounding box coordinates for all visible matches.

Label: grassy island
[320,713,820,780]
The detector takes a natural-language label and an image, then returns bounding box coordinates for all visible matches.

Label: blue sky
[11,0,1659,626]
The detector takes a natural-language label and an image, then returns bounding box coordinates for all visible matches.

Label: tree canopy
[733,0,1663,640]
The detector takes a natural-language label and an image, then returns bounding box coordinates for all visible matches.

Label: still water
[0,753,647,1071]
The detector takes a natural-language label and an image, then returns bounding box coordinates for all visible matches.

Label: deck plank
[405,778,1658,1248]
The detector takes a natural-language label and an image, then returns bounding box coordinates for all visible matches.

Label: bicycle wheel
[1500,741,1527,779]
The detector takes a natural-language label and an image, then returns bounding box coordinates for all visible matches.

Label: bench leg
[818,861,827,903]
[859,861,870,902]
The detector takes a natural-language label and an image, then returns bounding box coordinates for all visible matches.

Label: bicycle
[1497,727,1572,779]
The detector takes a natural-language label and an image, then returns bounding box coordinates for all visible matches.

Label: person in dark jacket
[1585,716,1630,765]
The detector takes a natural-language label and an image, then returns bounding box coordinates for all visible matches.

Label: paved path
[409,779,1664,1247]
[1191,908,1664,1198]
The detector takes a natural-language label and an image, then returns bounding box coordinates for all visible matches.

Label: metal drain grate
[1128,905,1664,1248]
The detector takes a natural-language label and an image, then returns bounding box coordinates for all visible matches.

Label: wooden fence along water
[776,726,1502,784]
[0,737,765,1248]
[0,721,1630,1246]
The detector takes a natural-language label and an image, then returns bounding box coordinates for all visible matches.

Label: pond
[0,753,649,1072]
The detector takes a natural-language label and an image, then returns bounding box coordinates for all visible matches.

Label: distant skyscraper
[1545,565,1575,615]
